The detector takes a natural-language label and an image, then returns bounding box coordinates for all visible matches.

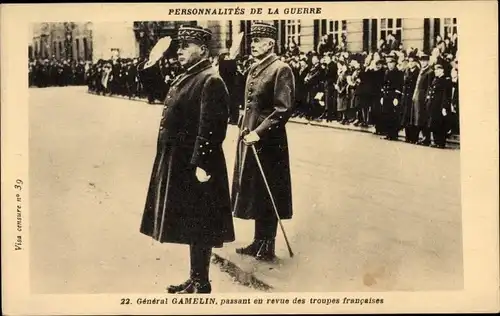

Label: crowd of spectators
[29,32,460,143]
[29,57,88,87]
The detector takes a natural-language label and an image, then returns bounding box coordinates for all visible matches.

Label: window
[285,20,301,46]
[327,20,347,44]
[442,18,458,38]
[83,38,89,60]
[378,18,402,42]
[76,39,80,60]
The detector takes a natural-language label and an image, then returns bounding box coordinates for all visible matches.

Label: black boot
[167,279,192,293]
[255,239,277,262]
[236,239,263,257]
[167,279,212,294]
[178,280,212,294]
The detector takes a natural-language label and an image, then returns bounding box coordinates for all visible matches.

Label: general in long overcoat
[139,58,235,248]
[231,53,295,221]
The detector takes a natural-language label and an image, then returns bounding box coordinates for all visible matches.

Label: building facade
[29,22,93,61]
[232,18,458,56]
[30,18,458,62]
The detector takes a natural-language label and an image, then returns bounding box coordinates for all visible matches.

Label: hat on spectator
[177,25,212,46]
[385,55,397,63]
[419,53,430,61]
[250,22,277,40]
[433,62,444,70]
[408,53,419,62]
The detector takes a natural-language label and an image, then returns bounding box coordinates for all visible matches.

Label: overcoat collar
[248,53,279,79]
[171,58,212,87]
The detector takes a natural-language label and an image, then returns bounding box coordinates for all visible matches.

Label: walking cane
[242,129,294,258]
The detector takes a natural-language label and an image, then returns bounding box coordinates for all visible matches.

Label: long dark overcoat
[139,59,235,248]
[424,75,452,129]
[369,69,385,125]
[400,67,419,127]
[409,66,434,127]
[231,54,295,221]
[380,68,404,129]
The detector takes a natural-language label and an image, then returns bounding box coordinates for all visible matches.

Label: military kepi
[177,25,212,45]
[250,22,278,40]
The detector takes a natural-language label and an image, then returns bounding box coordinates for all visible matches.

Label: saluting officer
[231,22,295,262]
[380,55,404,140]
[138,25,235,294]
[424,63,452,148]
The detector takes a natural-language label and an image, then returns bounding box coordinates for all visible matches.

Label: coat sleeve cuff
[190,136,216,173]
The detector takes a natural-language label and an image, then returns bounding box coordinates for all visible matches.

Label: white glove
[145,37,172,68]
[393,98,399,106]
[243,131,260,145]
[442,108,448,116]
[196,167,211,183]
[380,97,384,105]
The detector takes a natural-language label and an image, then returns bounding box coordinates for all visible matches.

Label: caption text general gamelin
[120,296,384,306]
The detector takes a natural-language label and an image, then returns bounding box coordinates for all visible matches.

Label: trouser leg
[189,244,212,283]
[254,217,278,241]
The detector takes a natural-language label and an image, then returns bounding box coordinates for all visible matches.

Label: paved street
[29,87,463,294]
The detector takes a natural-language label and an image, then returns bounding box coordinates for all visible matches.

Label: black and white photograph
[2,2,499,315]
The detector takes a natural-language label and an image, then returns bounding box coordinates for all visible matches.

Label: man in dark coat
[409,54,434,146]
[449,67,459,135]
[303,53,324,120]
[218,52,241,125]
[424,63,452,148]
[380,55,404,140]
[400,55,420,143]
[320,53,338,122]
[138,26,235,294]
[231,22,295,261]
[369,60,385,128]
[295,57,310,117]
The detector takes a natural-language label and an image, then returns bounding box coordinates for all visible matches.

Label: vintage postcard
[1,1,499,315]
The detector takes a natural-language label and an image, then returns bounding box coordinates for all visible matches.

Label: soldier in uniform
[294,57,310,118]
[138,26,235,294]
[410,53,434,146]
[319,53,338,122]
[380,55,404,140]
[449,67,459,135]
[218,52,241,125]
[400,55,420,143]
[369,59,385,129]
[231,22,295,262]
[424,63,451,148]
